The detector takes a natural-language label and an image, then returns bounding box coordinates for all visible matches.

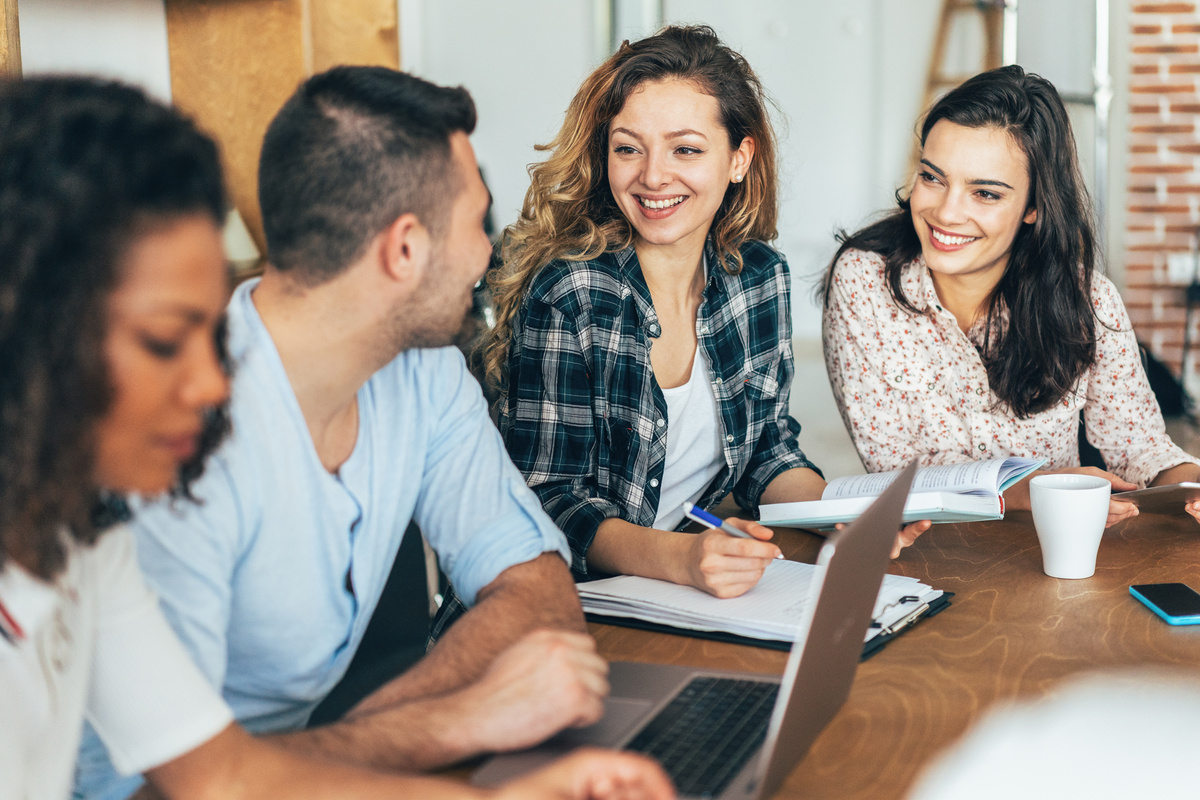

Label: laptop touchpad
[551,696,654,747]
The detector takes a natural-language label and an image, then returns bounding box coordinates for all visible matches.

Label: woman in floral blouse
[482,26,926,598]
[823,65,1200,526]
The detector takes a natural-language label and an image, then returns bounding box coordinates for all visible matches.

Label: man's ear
[381,212,430,286]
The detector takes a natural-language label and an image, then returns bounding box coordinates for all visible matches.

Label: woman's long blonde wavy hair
[479,24,780,390]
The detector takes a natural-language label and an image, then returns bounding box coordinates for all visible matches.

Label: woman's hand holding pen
[684,517,781,599]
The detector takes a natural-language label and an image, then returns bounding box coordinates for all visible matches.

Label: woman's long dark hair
[0,77,230,581]
[822,65,1097,419]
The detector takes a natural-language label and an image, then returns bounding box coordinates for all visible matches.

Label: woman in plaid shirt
[482,26,926,598]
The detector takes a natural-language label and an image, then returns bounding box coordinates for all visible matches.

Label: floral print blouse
[823,248,1199,486]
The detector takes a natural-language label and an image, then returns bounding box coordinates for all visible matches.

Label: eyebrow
[920,158,1014,190]
[610,127,709,141]
[139,305,213,325]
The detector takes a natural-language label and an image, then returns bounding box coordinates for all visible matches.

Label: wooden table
[588,512,1200,800]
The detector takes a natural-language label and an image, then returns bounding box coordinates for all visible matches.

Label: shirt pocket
[880,361,939,395]
[742,350,781,400]
[599,415,639,494]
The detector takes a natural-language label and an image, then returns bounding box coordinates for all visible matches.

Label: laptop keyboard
[624,676,779,798]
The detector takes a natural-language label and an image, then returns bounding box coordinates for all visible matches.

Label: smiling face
[607,78,753,257]
[909,120,1037,289]
[92,214,231,494]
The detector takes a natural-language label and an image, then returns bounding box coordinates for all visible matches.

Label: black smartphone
[1129,583,1200,625]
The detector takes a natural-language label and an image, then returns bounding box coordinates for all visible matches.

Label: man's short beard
[382,295,475,359]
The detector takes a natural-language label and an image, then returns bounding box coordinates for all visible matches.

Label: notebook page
[579,560,933,642]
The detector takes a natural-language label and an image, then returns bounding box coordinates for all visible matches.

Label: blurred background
[6,0,1197,475]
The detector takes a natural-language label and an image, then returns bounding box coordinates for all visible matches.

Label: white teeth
[639,196,685,209]
[931,229,978,246]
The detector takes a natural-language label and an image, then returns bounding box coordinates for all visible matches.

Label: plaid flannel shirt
[498,238,819,576]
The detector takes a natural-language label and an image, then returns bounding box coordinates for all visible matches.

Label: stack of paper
[578,559,942,645]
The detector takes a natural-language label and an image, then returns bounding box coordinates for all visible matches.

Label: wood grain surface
[590,512,1200,799]
[164,0,401,255]
[1,0,19,78]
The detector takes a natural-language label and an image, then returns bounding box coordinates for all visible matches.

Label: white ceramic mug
[1029,474,1111,579]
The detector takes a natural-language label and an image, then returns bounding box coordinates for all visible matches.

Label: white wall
[404,0,602,241]
[18,0,172,101]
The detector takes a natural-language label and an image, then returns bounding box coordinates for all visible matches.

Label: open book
[579,559,945,654]
[760,456,1045,530]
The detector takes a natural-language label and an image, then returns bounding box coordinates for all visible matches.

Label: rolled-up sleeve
[1083,277,1200,487]
[413,348,570,604]
[501,298,622,575]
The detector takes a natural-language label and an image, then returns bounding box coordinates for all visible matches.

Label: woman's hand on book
[891,520,932,558]
[1007,467,1138,527]
[685,518,781,599]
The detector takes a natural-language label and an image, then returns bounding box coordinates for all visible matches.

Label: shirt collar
[908,254,1009,345]
[613,237,727,338]
[0,537,73,643]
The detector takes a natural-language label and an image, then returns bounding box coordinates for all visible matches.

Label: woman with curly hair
[483,26,925,598]
[0,76,671,800]
[822,65,1200,525]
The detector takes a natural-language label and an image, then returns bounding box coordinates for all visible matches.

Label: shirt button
[650,478,659,488]
[656,418,665,428]
[978,443,986,451]
[726,434,735,443]
[714,377,722,385]
[700,325,710,333]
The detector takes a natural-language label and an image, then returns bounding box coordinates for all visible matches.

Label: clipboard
[586,592,953,661]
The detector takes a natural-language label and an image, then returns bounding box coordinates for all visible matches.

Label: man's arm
[264,553,609,771]
[356,551,586,707]
[144,724,675,800]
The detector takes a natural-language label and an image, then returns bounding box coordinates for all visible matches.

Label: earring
[733,174,743,183]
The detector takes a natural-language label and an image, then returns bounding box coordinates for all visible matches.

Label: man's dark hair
[0,76,230,581]
[258,66,477,284]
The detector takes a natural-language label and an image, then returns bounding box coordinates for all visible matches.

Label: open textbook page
[760,456,1045,530]
[823,456,1045,500]
[578,559,942,645]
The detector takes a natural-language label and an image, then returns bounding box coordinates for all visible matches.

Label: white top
[653,346,726,530]
[0,528,233,800]
[909,671,1200,799]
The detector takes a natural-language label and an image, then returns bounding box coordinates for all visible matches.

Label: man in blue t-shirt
[76,67,610,800]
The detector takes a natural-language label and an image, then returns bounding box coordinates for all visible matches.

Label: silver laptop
[474,459,919,800]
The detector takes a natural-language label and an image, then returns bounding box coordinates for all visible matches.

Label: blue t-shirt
[75,279,569,799]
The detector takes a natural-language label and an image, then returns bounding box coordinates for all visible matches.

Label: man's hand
[494,748,675,800]
[684,518,780,599]
[455,630,609,754]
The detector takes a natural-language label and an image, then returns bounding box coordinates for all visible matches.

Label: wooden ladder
[923,0,1008,112]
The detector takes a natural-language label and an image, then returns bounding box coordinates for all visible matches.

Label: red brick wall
[1126,3,1200,374]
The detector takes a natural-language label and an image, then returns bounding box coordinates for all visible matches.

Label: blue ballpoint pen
[682,503,785,558]
[681,502,753,539]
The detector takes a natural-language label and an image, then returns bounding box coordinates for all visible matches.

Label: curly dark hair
[822,65,1097,419]
[0,76,231,581]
